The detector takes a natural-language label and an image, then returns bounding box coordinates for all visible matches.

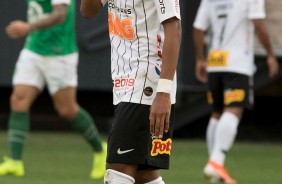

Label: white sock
[145,177,165,184]
[104,169,135,184]
[206,117,218,155]
[210,112,239,165]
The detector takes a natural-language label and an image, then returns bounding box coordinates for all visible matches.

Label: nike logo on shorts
[117,148,134,154]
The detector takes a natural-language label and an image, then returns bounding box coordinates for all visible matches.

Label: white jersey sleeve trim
[248,0,266,19]
[51,0,71,5]
[101,0,107,6]
[154,0,181,23]
[193,0,210,31]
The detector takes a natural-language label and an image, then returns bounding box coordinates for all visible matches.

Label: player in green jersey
[0,0,107,179]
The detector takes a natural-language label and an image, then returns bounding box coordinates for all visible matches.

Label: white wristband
[156,79,173,94]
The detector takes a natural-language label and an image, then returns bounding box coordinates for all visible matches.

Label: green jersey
[24,0,77,56]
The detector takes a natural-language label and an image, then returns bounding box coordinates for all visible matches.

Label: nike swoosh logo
[117,148,134,154]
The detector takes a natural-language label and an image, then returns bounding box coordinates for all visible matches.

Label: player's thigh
[107,102,151,166]
[52,87,79,119]
[44,52,78,95]
[207,72,224,112]
[107,103,175,169]
[223,72,252,109]
[135,169,160,184]
[13,49,45,91]
[11,85,40,111]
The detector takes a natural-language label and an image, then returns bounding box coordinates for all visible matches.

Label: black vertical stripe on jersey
[129,0,141,102]
[110,36,115,74]
[115,0,123,100]
[116,0,123,77]
[139,0,150,104]
[122,0,129,97]
[126,0,133,73]
[111,36,121,100]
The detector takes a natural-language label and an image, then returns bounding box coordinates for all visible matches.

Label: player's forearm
[193,28,205,61]
[80,0,103,19]
[29,5,68,31]
[160,18,182,80]
[253,19,274,57]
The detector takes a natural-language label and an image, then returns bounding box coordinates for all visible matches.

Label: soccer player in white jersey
[80,0,181,183]
[0,0,107,179]
[193,0,278,183]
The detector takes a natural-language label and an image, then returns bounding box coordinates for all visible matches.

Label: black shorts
[207,72,254,112]
[106,102,175,170]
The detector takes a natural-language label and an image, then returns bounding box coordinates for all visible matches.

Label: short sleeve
[247,0,266,19]
[193,0,210,31]
[101,0,107,6]
[153,0,181,23]
[51,0,70,5]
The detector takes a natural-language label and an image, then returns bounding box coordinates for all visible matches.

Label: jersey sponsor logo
[174,0,180,13]
[224,89,245,105]
[215,3,233,11]
[155,59,162,76]
[208,50,229,67]
[151,138,172,156]
[207,91,213,105]
[108,12,136,41]
[108,0,132,14]
[157,35,163,58]
[159,0,166,14]
[155,35,163,75]
[114,78,135,89]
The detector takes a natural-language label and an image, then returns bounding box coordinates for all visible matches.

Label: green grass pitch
[0,132,281,184]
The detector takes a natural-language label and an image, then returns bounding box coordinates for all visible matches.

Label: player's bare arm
[150,17,181,139]
[193,28,207,83]
[80,0,103,19]
[253,19,279,78]
[5,4,68,39]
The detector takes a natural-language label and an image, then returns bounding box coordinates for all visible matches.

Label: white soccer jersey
[103,0,181,105]
[194,0,266,76]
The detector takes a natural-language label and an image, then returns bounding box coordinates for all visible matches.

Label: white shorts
[13,49,78,95]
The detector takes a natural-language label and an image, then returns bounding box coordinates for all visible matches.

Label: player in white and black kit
[193,0,278,183]
[80,0,181,183]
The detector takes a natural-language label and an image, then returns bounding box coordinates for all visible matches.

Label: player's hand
[6,20,32,39]
[150,92,171,139]
[196,59,207,83]
[267,55,279,78]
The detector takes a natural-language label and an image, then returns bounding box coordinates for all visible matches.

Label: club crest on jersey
[155,59,162,76]
[151,138,172,156]
[143,86,153,96]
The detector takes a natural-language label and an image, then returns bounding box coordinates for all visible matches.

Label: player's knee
[56,106,77,120]
[144,177,165,184]
[10,93,31,111]
[104,169,135,184]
